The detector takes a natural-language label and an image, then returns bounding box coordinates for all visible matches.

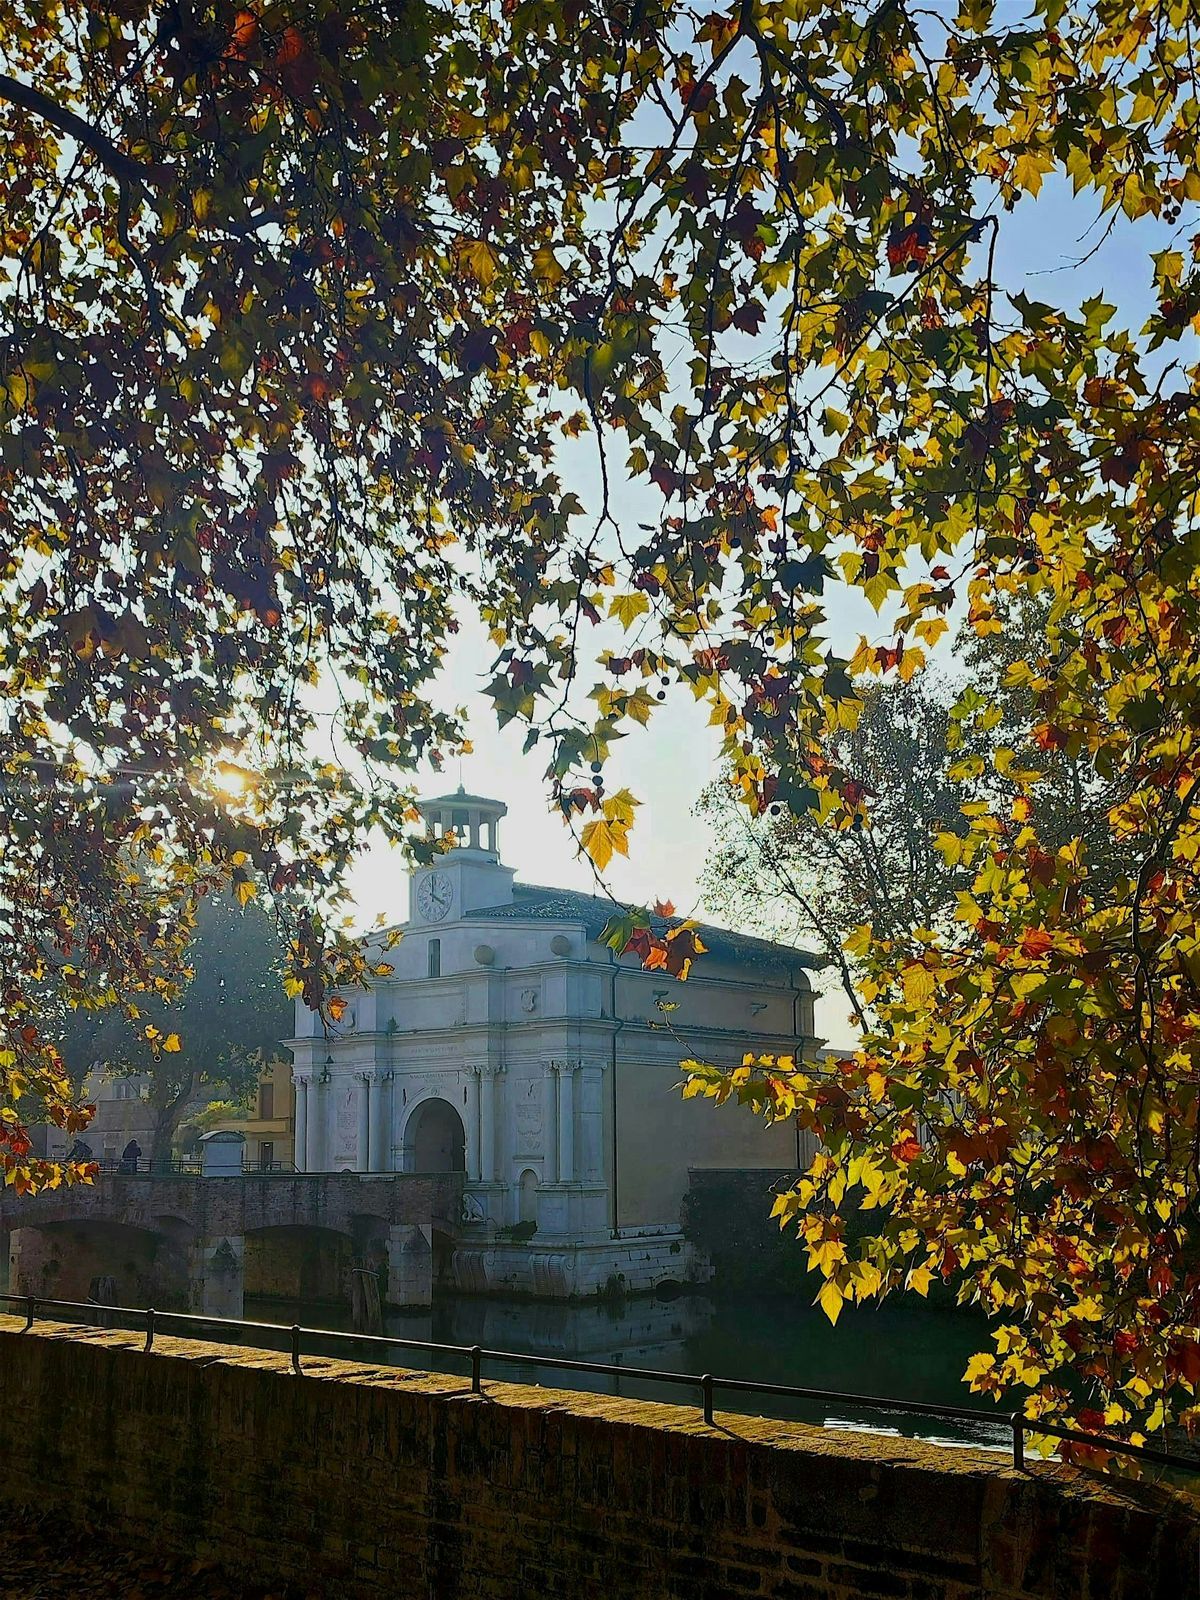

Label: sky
[343,174,1193,1051]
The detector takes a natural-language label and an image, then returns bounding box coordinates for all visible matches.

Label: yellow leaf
[601,787,640,827]
[609,591,651,629]
[581,817,628,871]
[907,1265,933,1297]
[901,964,936,1008]
[163,1033,182,1053]
[457,238,499,287]
[816,1277,844,1326]
[1012,150,1052,196]
[965,1351,997,1390]
[531,245,564,284]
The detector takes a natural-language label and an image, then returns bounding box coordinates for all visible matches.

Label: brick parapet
[0,1318,1195,1599]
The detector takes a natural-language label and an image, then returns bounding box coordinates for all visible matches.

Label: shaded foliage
[53,897,291,1162]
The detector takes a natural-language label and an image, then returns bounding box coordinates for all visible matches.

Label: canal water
[242,1290,1011,1453]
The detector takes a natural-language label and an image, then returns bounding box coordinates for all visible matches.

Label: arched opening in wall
[406,1098,466,1174]
[7,1220,187,1308]
[518,1169,539,1225]
[243,1225,353,1308]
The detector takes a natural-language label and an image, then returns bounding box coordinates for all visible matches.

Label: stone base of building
[449,1229,711,1300]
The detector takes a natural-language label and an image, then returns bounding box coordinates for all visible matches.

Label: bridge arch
[243,1223,354,1307]
[6,1217,191,1309]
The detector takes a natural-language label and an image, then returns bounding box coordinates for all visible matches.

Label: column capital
[582,1058,610,1075]
[292,1072,313,1089]
[474,1062,503,1078]
[550,1058,579,1077]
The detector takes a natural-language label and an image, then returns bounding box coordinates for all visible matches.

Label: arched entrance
[406,1098,466,1174]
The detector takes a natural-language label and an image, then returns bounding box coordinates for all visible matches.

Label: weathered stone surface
[0,1317,1195,1599]
[0,1170,463,1238]
[0,1172,462,1311]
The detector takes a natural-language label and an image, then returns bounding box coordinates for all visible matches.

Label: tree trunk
[149,1073,195,1167]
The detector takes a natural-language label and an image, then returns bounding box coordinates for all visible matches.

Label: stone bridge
[0,1172,464,1318]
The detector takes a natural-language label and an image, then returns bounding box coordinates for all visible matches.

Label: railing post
[701,1373,714,1426]
[24,1295,35,1332]
[144,1307,155,1353]
[1011,1414,1025,1471]
[290,1324,302,1376]
[471,1345,482,1394]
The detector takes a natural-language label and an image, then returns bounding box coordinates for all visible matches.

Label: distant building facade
[30,1069,158,1165]
[211,1059,296,1170]
[287,790,822,1297]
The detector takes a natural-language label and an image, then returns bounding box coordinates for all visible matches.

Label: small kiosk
[198,1128,245,1178]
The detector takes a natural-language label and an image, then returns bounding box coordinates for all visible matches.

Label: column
[556,1061,575,1183]
[305,1079,322,1172]
[368,1071,390,1172]
[579,1061,607,1182]
[479,1064,498,1183]
[542,1064,558,1182]
[468,1069,483,1181]
[356,1073,370,1172]
[292,1075,309,1172]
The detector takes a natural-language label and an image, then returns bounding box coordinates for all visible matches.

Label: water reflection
[243,1290,1011,1452]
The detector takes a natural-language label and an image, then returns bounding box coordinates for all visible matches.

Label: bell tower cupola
[420,788,507,860]
[410,788,515,924]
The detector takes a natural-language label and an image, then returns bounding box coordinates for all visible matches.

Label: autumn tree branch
[0,73,161,190]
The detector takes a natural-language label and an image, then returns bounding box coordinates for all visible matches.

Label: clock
[416,869,453,922]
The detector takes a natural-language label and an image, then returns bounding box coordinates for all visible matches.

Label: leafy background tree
[52,898,291,1164]
[699,602,1131,1030]
[699,678,968,1030]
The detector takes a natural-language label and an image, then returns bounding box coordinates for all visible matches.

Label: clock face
[416,869,453,922]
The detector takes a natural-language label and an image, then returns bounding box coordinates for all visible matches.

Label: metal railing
[3,1292,1198,1478]
[81,1158,298,1177]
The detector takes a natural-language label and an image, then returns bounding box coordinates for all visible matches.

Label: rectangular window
[259,1082,274,1120]
[428,938,441,978]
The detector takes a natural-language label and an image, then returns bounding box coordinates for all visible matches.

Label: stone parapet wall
[0,1317,1195,1599]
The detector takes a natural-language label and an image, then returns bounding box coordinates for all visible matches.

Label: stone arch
[243,1223,354,1307]
[402,1097,466,1174]
[7,1218,188,1309]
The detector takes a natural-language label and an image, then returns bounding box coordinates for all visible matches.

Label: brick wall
[0,1317,1195,1599]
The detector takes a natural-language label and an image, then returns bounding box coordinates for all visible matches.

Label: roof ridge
[473,881,821,968]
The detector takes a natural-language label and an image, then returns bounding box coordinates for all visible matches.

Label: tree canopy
[2,0,1199,1453]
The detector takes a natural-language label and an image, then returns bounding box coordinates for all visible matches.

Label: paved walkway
[3,1519,301,1599]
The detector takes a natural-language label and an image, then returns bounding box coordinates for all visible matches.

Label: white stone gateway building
[287,790,821,1298]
